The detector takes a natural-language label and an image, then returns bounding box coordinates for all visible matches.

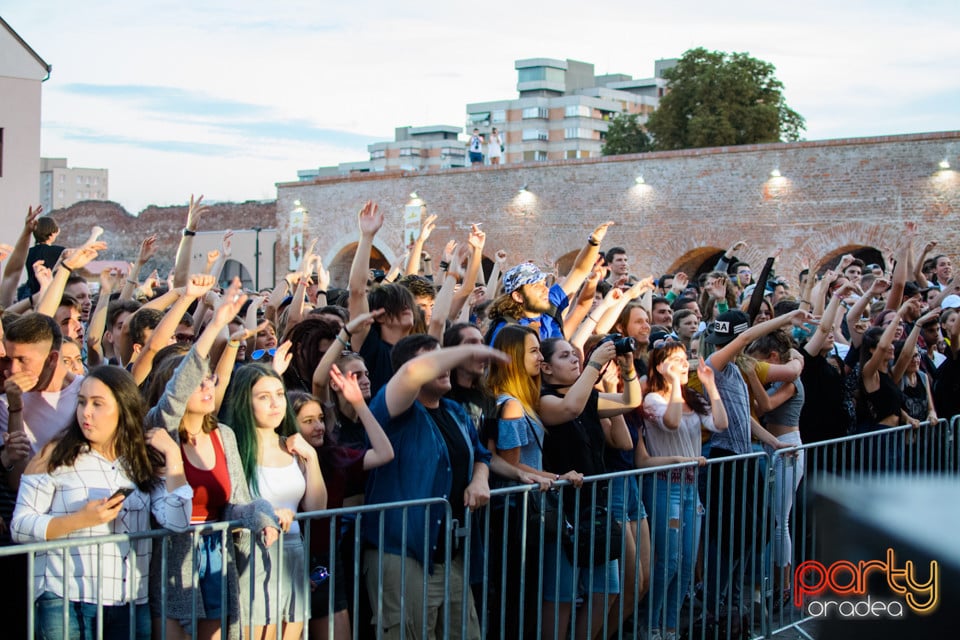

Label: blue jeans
[643,474,702,631]
[36,591,150,640]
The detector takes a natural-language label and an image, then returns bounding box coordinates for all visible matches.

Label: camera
[599,332,637,355]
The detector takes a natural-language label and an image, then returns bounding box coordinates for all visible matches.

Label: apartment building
[39,157,109,212]
[466,57,674,163]
[298,124,466,179]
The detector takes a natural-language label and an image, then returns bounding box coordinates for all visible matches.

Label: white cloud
[2,0,958,211]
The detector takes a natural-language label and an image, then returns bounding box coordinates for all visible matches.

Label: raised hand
[138,235,158,266]
[271,340,293,375]
[329,364,363,405]
[185,194,209,231]
[357,201,384,238]
[184,274,216,299]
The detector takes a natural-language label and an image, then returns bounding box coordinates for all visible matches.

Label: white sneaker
[648,631,662,640]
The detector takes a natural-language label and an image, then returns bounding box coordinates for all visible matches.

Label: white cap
[941,294,960,310]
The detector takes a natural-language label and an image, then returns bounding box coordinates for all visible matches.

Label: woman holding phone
[12,366,193,640]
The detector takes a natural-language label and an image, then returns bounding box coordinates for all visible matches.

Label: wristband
[439,261,450,271]
[588,314,600,323]
[335,334,351,349]
[182,228,196,237]
[316,290,327,297]
[7,407,22,413]
[227,339,241,349]
[61,264,73,274]
[717,301,729,314]
[587,236,599,247]
[587,360,603,372]
[622,374,638,382]
[126,279,139,286]
[423,257,432,262]
[342,326,353,338]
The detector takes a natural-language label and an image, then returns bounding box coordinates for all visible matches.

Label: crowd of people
[0,197,957,640]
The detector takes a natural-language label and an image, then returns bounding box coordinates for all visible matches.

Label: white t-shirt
[0,374,84,455]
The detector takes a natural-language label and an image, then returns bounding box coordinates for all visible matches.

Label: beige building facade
[40,157,109,212]
[0,17,50,232]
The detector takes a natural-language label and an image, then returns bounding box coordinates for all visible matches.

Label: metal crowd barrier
[2,417,957,639]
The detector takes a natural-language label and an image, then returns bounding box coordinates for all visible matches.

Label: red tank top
[182,429,231,523]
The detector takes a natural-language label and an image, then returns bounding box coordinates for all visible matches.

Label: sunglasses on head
[251,347,277,360]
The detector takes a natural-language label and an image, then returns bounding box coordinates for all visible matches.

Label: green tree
[601,112,652,156]
[645,47,805,151]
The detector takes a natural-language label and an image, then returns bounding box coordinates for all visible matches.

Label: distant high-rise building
[297,55,675,179]
[466,57,674,163]
[40,157,109,211]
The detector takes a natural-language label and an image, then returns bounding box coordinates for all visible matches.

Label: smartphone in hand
[110,487,135,501]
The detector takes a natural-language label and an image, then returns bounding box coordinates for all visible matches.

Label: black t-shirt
[25,244,65,294]
[335,413,367,449]
[799,349,849,443]
[541,387,605,477]
[426,405,472,561]
[358,325,395,400]
[446,382,497,445]
[934,350,960,418]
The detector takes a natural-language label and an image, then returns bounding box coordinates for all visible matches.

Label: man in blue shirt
[362,334,507,639]
[485,221,614,344]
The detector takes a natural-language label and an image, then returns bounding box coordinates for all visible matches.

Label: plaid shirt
[12,448,192,605]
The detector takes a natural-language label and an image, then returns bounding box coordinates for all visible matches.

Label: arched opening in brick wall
[328,243,389,287]
[667,247,726,281]
[815,245,886,276]
[556,250,580,279]
[220,259,253,291]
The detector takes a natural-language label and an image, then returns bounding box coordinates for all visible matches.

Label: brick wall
[43,131,960,293]
[280,131,960,288]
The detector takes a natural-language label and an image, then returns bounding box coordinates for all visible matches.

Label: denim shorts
[541,542,620,602]
[191,533,225,623]
[609,475,647,522]
[36,591,150,640]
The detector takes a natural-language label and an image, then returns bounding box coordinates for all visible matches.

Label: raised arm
[404,209,436,276]
[806,280,856,355]
[121,235,158,301]
[172,195,208,288]
[0,205,42,307]
[329,364,394,470]
[539,340,616,425]
[36,242,106,318]
[862,303,907,386]
[560,221,613,299]
[596,353,643,416]
[85,267,123,367]
[710,309,815,373]
[892,307,940,384]
[383,344,508,418]
[348,201,383,353]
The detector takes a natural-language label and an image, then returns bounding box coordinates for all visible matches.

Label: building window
[370,150,386,160]
[492,110,506,123]
[399,148,420,157]
[518,67,565,84]
[566,150,592,159]
[523,150,548,162]
[521,129,548,141]
[468,112,491,126]
[564,105,591,118]
[522,107,549,120]
[441,148,465,158]
[565,128,593,140]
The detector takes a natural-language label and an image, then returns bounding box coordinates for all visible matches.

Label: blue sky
[2,0,958,213]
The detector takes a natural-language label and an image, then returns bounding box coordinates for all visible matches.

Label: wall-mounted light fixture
[939,159,951,170]
[518,184,528,193]
[410,191,419,199]
[770,168,782,178]
[294,199,302,207]
[635,175,645,185]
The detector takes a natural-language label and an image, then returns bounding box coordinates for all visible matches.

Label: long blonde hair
[486,324,542,422]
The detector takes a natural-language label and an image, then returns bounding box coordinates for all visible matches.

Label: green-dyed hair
[220,363,298,496]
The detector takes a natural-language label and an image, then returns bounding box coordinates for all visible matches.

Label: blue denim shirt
[362,390,492,573]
